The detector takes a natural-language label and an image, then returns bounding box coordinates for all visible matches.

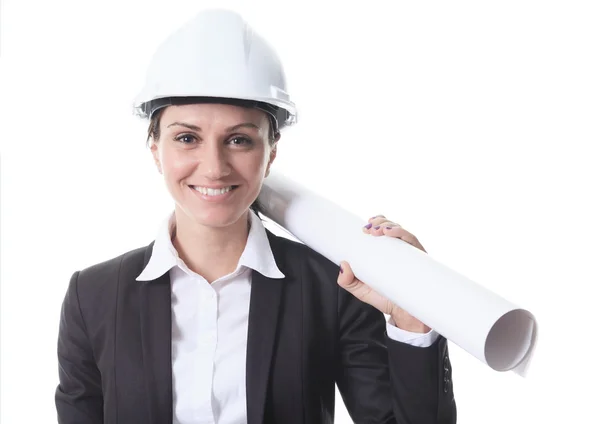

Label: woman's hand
[337,215,431,333]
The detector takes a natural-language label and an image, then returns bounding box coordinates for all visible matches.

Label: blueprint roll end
[485,309,537,374]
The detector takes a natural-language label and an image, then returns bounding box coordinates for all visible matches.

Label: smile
[190,185,238,196]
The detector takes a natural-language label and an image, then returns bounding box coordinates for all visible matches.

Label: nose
[198,141,232,180]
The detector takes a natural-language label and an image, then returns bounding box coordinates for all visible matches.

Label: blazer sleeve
[55,271,103,424]
[335,285,457,424]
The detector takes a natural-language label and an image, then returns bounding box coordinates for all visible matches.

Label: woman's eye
[175,134,197,144]
[229,136,253,146]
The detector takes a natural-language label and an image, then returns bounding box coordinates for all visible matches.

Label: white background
[1,0,599,422]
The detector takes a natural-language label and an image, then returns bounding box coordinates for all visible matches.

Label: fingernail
[385,226,392,229]
[339,266,344,274]
[374,226,380,230]
[370,215,378,220]
[364,223,373,229]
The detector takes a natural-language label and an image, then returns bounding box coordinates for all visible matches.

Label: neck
[172,208,250,283]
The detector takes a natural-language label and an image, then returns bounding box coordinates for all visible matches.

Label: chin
[189,206,247,228]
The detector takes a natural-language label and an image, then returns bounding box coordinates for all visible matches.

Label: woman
[55,9,456,424]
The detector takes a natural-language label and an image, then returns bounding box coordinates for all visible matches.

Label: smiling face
[150,103,278,229]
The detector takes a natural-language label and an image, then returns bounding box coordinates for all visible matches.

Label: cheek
[161,149,197,181]
[234,153,268,180]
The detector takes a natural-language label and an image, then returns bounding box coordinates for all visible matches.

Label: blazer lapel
[246,233,286,424]
[139,243,173,424]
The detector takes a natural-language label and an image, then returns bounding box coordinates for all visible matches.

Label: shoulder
[265,230,339,278]
[73,243,152,291]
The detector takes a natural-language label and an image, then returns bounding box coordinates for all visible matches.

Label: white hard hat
[132,9,297,131]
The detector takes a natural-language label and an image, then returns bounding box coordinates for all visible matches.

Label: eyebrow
[166,122,261,132]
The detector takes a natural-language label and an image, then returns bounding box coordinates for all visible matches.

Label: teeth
[193,186,234,196]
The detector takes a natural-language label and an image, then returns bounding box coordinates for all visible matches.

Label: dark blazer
[55,229,456,424]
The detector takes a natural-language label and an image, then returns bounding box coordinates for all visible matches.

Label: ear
[150,141,163,174]
[265,142,278,178]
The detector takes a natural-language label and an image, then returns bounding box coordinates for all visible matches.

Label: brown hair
[147,105,278,216]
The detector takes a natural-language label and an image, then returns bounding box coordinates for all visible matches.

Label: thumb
[336,261,394,315]
[336,261,364,292]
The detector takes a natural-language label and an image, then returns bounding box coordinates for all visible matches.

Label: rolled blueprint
[258,170,537,376]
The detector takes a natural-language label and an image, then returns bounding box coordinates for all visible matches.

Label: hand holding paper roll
[258,170,538,376]
[338,215,432,334]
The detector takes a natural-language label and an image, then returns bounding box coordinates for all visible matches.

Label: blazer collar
[246,231,289,424]
[139,258,173,424]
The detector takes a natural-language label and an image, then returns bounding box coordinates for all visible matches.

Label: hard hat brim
[134,95,296,130]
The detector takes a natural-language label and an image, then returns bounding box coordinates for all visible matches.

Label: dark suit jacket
[55,229,456,423]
